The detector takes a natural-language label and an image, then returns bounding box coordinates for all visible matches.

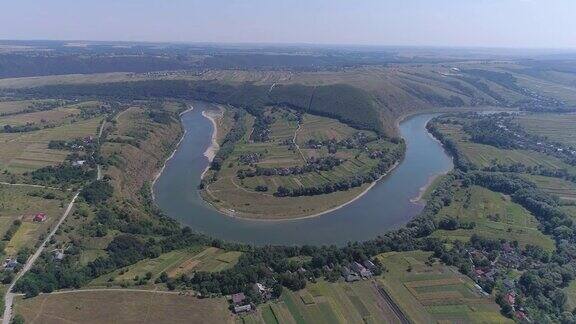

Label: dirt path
[292,122,306,163]
[371,280,411,324]
[2,191,80,324]
[0,182,65,191]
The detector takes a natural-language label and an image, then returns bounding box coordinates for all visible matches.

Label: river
[153,102,453,245]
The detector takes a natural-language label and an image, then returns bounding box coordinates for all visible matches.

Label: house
[72,160,86,167]
[3,258,18,271]
[515,311,527,321]
[345,273,361,282]
[351,261,372,278]
[231,292,246,305]
[33,213,47,222]
[53,249,65,261]
[505,292,516,306]
[253,283,272,300]
[234,304,252,314]
[363,260,376,270]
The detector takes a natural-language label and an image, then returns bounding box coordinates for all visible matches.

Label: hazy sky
[1,0,575,48]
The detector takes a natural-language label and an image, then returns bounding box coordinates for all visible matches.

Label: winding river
[153,102,453,245]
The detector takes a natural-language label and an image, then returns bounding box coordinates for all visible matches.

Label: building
[33,212,47,222]
[3,258,18,271]
[345,273,361,282]
[231,292,246,305]
[253,283,272,300]
[351,261,372,278]
[72,160,86,167]
[234,304,252,314]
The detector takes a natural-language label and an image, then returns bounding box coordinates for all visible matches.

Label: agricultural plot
[0,99,63,115]
[13,290,234,324]
[202,107,401,219]
[242,280,399,324]
[376,251,512,324]
[0,184,69,256]
[90,246,242,287]
[437,123,576,172]
[523,174,576,202]
[516,113,576,147]
[431,185,555,251]
[0,116,103,173]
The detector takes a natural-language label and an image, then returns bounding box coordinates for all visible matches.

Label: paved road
[2,191,80,324]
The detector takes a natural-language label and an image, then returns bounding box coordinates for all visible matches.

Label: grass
[90,246,242,287]
[202,107,400,219]
[430,185,555,251]
[376,250,512,324]
[516,113,576,147]
[13,290,234,324]
[0,184,69,256]
[0,116,103,173]
[564,279,576,312]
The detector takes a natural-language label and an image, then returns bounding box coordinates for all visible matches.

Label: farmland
[90,246,242,287]
[238,279,401,324]
[376,251,512,324]
[515,113,576,147]
[201,107,402,219]
[430,185,555,251]
[434,121,576,173]
[0,117,102,174]
[523,174,576,202]
[13,290,234,324]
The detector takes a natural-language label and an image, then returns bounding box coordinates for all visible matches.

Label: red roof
[232,292,246,304]
[505,293,516,305]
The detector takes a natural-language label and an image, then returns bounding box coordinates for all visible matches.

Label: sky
[1,0,575,49]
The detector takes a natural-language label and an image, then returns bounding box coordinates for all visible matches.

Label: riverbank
[150,105,194,200]
[200,109,222,179]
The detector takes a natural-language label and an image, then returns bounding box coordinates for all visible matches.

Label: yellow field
[14,290,234,324]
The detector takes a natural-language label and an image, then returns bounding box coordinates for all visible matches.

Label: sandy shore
[200,109,223,179]
[150,105,194,201]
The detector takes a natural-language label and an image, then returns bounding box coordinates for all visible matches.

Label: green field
[0,116,103,173]
[13,290,234,324]
[0,184,70,256]
[90,246,242,287]
[523,174,576,202]
[202,107,401,219]
[431,185,555,251]
[241,279,399,324]
[376,251,513,324]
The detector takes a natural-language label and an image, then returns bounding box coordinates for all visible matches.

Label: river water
[153,103,453,245]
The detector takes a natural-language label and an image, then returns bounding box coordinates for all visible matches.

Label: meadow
[430,185,555,251]
[89,246,242,287]
[376,251,512,324]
